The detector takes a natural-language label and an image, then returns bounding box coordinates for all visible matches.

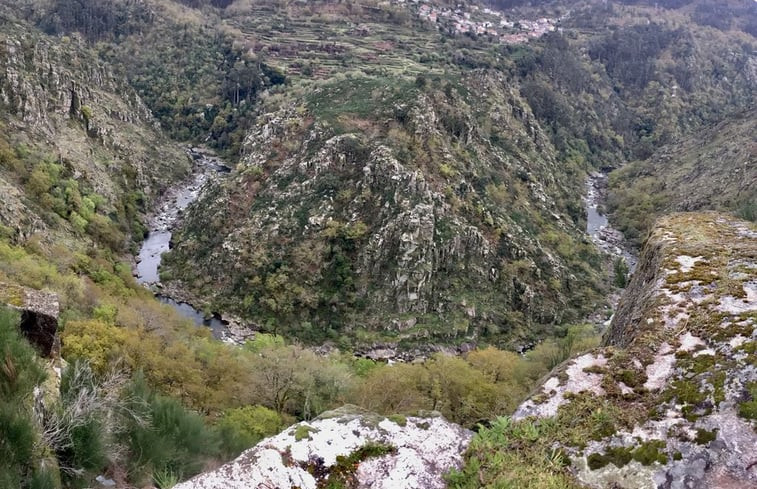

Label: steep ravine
[134,148,232,339]
[585,172,638,273]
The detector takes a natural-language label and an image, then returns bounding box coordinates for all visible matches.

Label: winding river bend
[135,160,637,348]
[135,148,230,338]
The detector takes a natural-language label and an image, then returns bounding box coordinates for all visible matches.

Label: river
[134,161,636,351]
[135,148,231,338]
[585,172,637,272]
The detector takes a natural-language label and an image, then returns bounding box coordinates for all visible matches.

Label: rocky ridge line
[514,212,757,489]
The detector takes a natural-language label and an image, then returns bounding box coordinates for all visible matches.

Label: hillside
[608,109,757,246]
[158,0,756,349]
[0,14,191,252]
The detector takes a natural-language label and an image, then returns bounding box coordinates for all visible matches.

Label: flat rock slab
[174,406,471,489]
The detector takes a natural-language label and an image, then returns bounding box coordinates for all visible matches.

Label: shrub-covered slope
[608,109,757,246]
[163,72,605,348]
[163,0,756,348]
[0,16,191,251]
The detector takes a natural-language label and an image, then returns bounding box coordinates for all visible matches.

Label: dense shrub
[123,374,222,484]
[0,307,48,488]
[217,405,285,457]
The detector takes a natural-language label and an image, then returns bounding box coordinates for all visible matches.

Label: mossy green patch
[587,440,667,470]
[294,425,320,441]
[387,414,407,427]
[615,368,647,389]
[737,382,757,420]
[305,442,395,489]
[664,379,707,406]
[694,428,717,445]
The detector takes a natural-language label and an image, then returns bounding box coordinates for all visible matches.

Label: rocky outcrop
[164,73,604,348]
[174,406,471,489]
[0,282,59,357]
[513,212,757,488]
[0,18,190,242]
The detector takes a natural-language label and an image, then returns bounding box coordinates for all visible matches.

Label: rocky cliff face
[163,73,604,348]
[0,282,59,357]
[513,212,757,488]
[174,406,471,489]
[0,18,190,243]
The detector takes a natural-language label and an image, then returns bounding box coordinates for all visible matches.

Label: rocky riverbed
[135,148,228,284]
[585,172,638,272]
[134,148,247,341]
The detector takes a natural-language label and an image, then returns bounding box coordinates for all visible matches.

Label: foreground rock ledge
[174,406,471,489]
[0,282,60,357]
[514,212,757,489]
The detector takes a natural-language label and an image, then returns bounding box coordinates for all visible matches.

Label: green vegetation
[318,442,396,489]
[294,425,319,442]
[738,382,757,421]
[387,414,407,427]
[0,136,141,251]
[586,440,667,470]
[122,374,222,484]
[613,258,629,288]
[446,417,579,489]
[354,325,600,428]
[694,428,717,445]
[217,406,285,457]
[0,308,48,489]
[608,110,756,247]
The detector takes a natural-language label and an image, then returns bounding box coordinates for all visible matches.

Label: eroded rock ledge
[514,212,756,489]
[0,282,60,357]
[174,405,471,489]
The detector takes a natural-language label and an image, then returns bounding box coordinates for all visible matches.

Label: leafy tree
[613,258,629,288]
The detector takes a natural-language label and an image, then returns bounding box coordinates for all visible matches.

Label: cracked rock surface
[173,406,471,489]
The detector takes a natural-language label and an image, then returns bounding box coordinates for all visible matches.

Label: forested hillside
[608,109,756,245]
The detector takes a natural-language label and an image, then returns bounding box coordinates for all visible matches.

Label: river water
[135,148,230,337]
[585,172,637,272]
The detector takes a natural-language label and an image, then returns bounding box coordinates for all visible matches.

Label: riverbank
[133,147,253,343]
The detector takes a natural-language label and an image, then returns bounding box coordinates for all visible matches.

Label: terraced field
[219,2,500,80]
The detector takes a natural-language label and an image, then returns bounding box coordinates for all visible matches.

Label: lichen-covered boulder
[513,212,757,489]
[173,405,471,489]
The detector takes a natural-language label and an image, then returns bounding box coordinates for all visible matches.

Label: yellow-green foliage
[217,405,285,456]
[350,329,600,428]
[62,319,128,373]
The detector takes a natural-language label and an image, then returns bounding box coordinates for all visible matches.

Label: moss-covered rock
[173,407,471,489]
[512,212,757,488]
